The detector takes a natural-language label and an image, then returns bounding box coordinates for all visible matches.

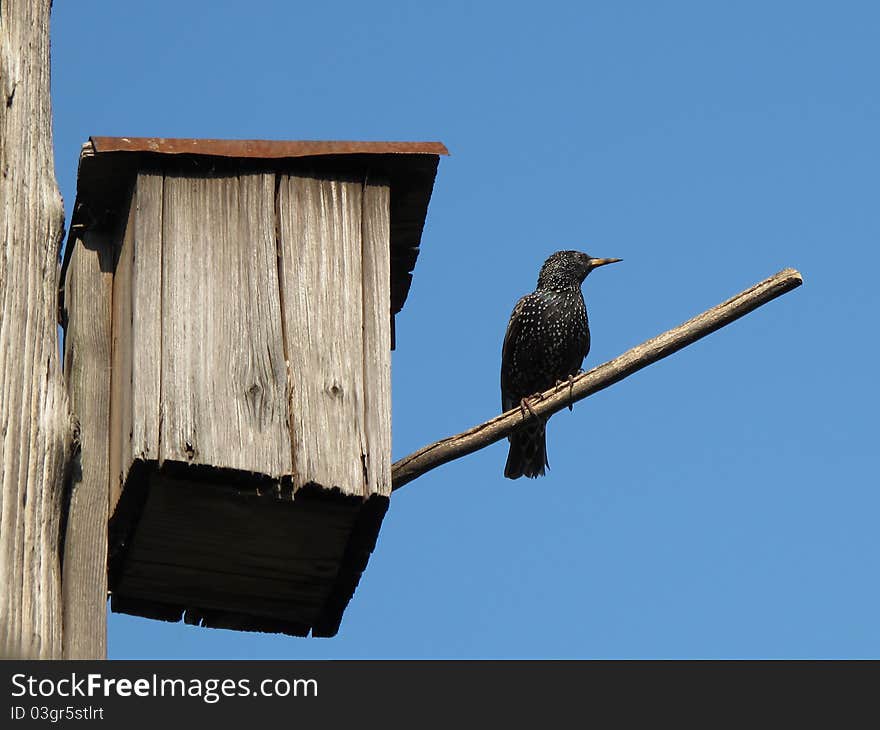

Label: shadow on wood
[108,462,388,637]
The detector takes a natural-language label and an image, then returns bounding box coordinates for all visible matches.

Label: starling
[501,250,621,479]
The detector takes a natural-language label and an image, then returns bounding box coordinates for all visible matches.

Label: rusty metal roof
[90,136,449,158]
[64,137,448,341]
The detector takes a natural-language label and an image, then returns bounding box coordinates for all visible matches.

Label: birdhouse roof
[64,136,448,326]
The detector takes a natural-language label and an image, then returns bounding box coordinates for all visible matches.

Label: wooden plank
[277,173,367,495]
[117,566,325,623]
[360,179,392,497]
[109,174,162,517]
[61,232,113,659]
[130,173,163,462]
[108,195,135,516]
[159,173,291,475]
[120,562,333,606]
[128,475,359,565]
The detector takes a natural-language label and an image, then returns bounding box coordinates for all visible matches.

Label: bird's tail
[504,422,548,479]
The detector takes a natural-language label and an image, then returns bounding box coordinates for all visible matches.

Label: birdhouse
[61,137,447,636]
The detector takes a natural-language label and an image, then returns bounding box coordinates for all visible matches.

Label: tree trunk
[0,0,72,658]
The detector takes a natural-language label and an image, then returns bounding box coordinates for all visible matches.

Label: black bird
[501,250,621,479]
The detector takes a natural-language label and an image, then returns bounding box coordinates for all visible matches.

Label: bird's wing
[572,324,590,373]
[500,294,531,411]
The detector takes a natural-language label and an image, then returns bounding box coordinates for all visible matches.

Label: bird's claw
[553,374,579,411]
[519,394,544,421]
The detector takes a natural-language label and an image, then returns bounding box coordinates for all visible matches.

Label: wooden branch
[391,267,803,491]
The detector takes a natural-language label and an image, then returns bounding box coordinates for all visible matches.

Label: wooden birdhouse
[61,137,447,637]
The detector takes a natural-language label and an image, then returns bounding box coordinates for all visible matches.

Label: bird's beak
[589,257,622,268]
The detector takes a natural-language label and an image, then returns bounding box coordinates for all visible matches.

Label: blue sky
[51,2,879,658]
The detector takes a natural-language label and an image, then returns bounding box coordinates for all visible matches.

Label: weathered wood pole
[392,267,803,490]
[0,0,73,658]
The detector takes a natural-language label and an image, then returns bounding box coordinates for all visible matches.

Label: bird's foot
[519,394,544,422]
[553,374,579,411]
[566,373,578,410]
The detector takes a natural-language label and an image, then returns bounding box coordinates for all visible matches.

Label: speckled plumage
[501,250,620,479]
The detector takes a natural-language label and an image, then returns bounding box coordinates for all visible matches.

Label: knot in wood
[245,382,264,411]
